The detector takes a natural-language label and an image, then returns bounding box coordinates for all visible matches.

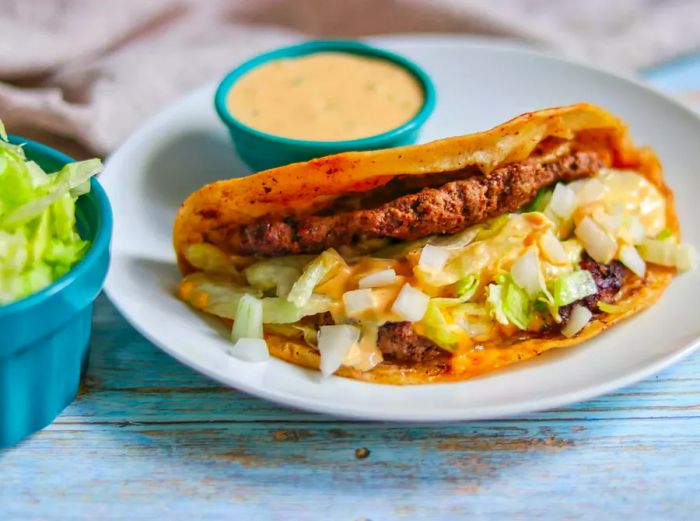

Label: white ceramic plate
[102,35,700,421]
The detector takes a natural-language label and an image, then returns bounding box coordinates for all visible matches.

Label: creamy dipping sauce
[227,52,424,141]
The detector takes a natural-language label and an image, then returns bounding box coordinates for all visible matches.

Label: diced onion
[622,216,647,244]
[639,240,697,272]
[418,244,450,271]
[342,288,375,316]
[358,269,397,288]
[675,244,698,272]
[391,283,430,322]
[543,205,559,226]
[575,216,617,264]
[228,338,270,362]
[592,208,621,235]
[549,183,577,219]
[510,249,541,298]
[561,305,593,338]
[576,178,606,205]
[619,245,646,278]
[638,239,676,266]
[231,294,263,341]
[538,230,568,264]
[318,325,360,377]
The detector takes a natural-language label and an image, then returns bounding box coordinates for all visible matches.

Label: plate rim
[102,34,700,421]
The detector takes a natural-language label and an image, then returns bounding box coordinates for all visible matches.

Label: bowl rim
[0,136,113,316]
[214,39,436,149]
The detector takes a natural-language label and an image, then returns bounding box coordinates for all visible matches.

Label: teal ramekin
[0,137,112,448]
[214,40,436,171]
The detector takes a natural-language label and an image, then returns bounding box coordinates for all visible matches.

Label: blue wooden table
[3,57,700,521]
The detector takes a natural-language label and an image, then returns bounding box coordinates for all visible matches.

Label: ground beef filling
[236,151,602,256]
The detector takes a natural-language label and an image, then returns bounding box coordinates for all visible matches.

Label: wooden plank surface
[2,295,700,520]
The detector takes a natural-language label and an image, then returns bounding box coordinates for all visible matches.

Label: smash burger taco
[174,104,695,384]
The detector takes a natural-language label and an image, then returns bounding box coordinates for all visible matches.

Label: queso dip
[227,52,424,141]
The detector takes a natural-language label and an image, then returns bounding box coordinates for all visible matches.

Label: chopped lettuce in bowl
[0,124,103,305]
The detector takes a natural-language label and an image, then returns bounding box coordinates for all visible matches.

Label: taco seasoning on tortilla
[174,103,696,384]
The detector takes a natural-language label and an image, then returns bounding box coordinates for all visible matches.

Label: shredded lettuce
[553,270,597,307]
[487,275,531,330]
[655,228,676,242]
[533,299,549,314]
[178,272,262,319]
[525,187,553,213]
[430,228,478,250]
[420,301,463,351]
[295,324,320,346]
[486,283,508,326]
[419,275,479,349]
[374,236,430,259]
[286,249,345,307]
[1,158,102,227]
[597,301,629,314]
[503,278,531,330]
[179,271,331,324]
[183,243,241,278]
[231,294,264,341]
[453,302,489,317]
[0,131,102,305]
[262,295,332,323]
[264,323,319,345]
[244,261,301,298]
[454,274,479,298]
[475,214,510,241]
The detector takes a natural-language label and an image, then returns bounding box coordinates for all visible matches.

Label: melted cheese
[343,324,383,371]
[316,259,409,324]
[416,213,555,289]
[597,169,666,236]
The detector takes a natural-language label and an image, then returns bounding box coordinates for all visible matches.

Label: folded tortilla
[174,103,679,384]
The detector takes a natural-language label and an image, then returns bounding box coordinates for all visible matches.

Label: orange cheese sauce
[315,258,411,324]
[227,52,424,141]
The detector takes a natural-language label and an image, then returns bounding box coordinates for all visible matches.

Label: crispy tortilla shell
[174,103,678,384]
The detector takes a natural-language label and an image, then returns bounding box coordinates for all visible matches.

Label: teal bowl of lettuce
[0,134,111,447]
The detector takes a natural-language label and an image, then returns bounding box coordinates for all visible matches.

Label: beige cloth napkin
[2,0,700,156]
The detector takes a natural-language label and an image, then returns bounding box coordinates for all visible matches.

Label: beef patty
[236,151,602,256]
[308,313,447,364]
[377,322,449,364]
